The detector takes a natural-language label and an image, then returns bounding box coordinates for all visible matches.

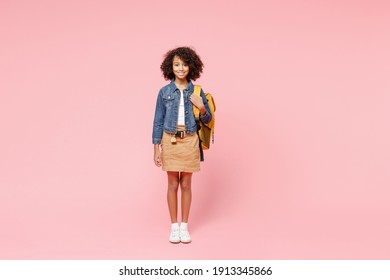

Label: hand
[190,94,205,112]
[154,146,162,167]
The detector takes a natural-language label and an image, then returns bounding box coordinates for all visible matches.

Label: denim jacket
[152,79,212,144]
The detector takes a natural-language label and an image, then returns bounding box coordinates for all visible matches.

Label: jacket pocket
[163,94,175,101]
[163,94,175,111]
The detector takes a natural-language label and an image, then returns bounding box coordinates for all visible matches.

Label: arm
[152,91,165,144]
[152,91,165,167]
[154,144,162,167]
[189,88,212,124]
[199,89,212,124]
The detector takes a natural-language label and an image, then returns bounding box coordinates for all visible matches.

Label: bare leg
[167,171,180,223]
[180,172,193,223]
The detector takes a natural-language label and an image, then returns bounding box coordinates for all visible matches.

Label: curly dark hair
[160,47,204,81]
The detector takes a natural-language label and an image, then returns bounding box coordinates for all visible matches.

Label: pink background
[1,0,390,259]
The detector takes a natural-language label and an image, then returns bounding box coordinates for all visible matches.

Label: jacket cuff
[200,111,211,124]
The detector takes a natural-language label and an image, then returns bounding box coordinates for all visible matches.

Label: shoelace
[170,230,180,238]
[180,230,190,238]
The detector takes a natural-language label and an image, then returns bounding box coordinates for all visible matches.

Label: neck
[174,78,188,90]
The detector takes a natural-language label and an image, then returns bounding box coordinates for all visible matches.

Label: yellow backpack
[193,85,216,160]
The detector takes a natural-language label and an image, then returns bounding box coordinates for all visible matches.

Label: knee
[180,181,192,192]
[168,181,179,192]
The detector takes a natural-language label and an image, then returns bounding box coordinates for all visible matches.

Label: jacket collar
[170,79,194,93]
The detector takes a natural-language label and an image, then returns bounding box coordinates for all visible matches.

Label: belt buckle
[179,131,184,138]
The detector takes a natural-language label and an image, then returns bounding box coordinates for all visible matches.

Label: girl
[152,47,211,243]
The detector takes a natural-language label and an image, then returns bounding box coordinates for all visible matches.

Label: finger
[190,96,198,105]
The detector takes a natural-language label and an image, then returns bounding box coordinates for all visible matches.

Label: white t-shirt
[177,89,185,126]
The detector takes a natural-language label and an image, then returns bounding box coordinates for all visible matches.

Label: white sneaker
[180,229,192,243]
[169,228,180,243]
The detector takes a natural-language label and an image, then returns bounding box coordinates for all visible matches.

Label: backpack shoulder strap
[193,84,202,96]
[193,84,202,118]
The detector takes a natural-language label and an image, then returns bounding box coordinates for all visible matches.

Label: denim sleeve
[199,89,212,124]
[152,90,165,144]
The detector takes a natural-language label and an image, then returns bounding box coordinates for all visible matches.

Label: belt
[174,131,185,139]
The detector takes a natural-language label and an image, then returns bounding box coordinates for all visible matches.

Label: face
[172,56,189,80]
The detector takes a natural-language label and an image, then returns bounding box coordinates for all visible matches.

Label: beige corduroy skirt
[161,126,200,173]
